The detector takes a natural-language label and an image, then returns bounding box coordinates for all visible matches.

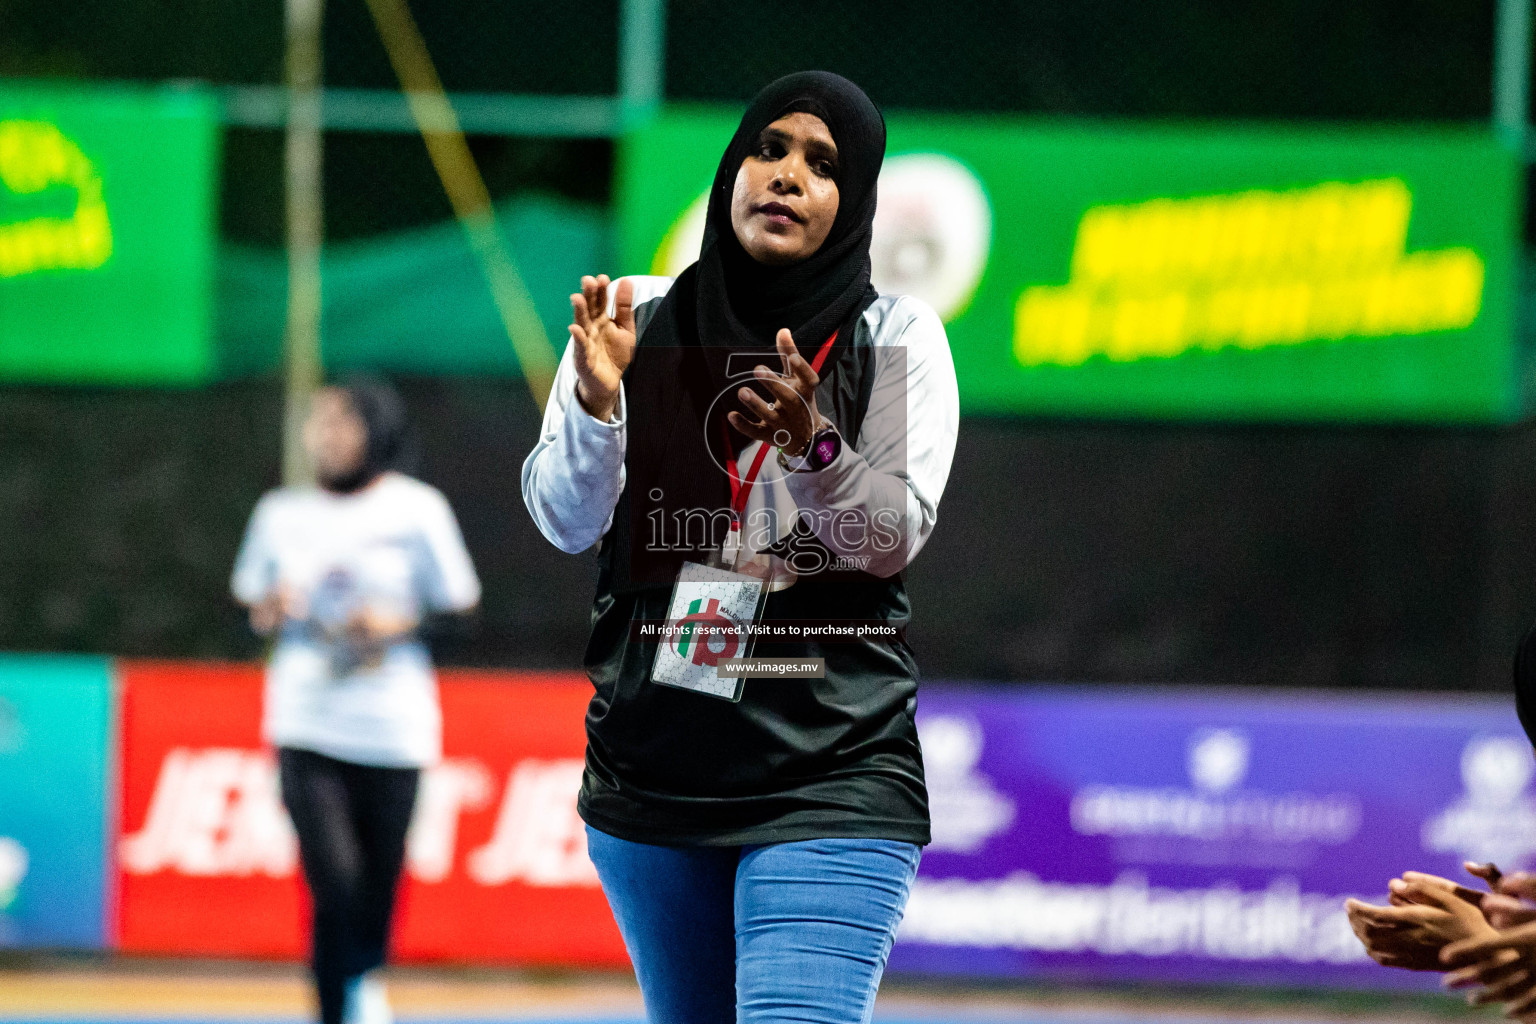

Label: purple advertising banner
[889,684,1536,990]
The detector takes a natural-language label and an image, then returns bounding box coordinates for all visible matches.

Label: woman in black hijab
[522,71,960,1024]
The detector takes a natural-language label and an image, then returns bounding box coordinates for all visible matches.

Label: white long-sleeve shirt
[521,277,959,579]
[231,473,481,767]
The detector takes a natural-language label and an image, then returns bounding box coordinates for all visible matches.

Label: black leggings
[278,747,420,1024]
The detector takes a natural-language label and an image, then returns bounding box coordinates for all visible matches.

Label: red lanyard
[724,331,839,528]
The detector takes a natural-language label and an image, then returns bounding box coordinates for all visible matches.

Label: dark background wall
[6,381,1536,692]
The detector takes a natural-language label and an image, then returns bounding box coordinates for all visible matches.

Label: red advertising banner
[115,660,627,966]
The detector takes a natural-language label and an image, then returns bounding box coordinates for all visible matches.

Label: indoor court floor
[0,959,1497,1024]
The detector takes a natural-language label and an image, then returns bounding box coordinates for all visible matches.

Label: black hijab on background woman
[613,71,887,587]
[314,375,473,644]
[317,376,412,495]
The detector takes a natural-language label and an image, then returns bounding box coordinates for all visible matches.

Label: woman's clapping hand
[727,328,823,458]
[1346,872,1497,971]
[569,275,637,423]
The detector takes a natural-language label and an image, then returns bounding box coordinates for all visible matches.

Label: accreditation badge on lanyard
[650,331,839,702]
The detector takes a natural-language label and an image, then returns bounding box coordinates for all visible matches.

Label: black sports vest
[576,296,930,847]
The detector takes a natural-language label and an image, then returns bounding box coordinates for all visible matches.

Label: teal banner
[0,654,112,948]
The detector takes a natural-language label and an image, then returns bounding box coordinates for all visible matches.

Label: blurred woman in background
[232,379,480,1024]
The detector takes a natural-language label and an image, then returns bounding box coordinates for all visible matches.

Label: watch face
[810,429,841,469]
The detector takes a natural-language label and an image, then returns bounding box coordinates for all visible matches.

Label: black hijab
[691,69,887,352]
[320,375,411,494]
[610,72,886,586]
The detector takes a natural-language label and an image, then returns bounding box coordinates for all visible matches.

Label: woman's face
[303,388,368,482]
[730,112,840,266]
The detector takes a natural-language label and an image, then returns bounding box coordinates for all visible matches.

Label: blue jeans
[585,825,922,1024]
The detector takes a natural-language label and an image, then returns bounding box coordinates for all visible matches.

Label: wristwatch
[778,423,842,473]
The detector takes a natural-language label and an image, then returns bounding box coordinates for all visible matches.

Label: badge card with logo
[651,562,766,701]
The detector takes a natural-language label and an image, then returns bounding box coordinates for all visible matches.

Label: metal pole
[283,0,325,486]
[1494,0,1532,153]
[619,0,666,128]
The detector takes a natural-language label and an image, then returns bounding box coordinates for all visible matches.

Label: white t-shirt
[231,472,481,767]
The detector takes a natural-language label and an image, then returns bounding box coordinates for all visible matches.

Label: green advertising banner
[0,83,220,383]
[619,108,1523,422]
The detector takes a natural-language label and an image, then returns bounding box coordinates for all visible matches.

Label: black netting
[662,0,1494,120]
[319,0,619,94]
[1,0,1499,118]
[6,0,1506,248]
[0,0,284,83]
